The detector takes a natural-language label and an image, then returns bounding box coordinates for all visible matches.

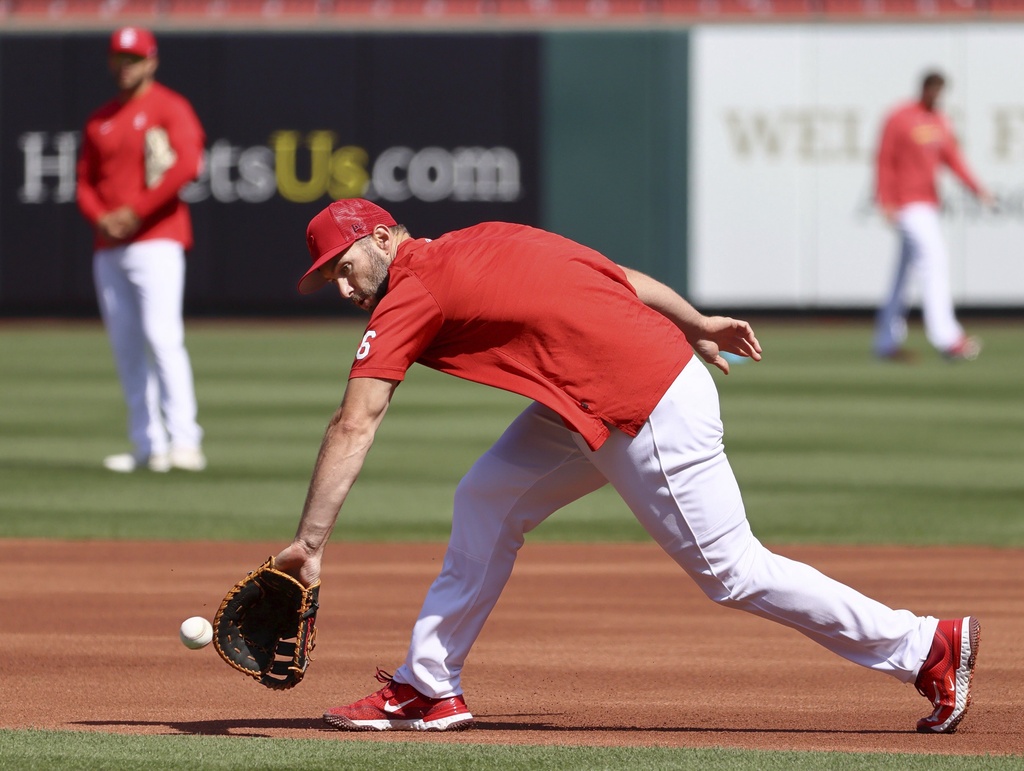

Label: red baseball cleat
[943,335,982,361]
[915,616,981,733]
[323,669,475,732]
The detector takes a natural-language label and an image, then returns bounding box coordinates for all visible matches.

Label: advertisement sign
[690,25,1024,307]
[0,32,540,313]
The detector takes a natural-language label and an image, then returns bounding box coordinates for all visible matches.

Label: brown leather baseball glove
[143,126,176,188]
[213,557,320,689]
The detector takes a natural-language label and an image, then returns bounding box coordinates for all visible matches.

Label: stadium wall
[688,24,1024,310]
[0,31,544,315]
[0,25,1021,316]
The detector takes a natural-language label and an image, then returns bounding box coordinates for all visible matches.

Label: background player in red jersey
[273,198,979,735]
[874,70,995,362]
[77,27,207,473]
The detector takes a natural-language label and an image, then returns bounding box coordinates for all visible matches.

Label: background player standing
[873,70,994,362]
[76,27,207,473]
[271,198,980,735]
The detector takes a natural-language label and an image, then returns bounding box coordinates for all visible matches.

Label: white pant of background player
[93,238,203,462]
[874,203,964,356]
[394,357,937,698]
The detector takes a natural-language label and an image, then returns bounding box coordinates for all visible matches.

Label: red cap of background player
[300,198,397,294]
[109,27,158,59]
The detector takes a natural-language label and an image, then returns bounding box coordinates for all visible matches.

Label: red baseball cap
[300,198,397,294]
[109,27,158,59]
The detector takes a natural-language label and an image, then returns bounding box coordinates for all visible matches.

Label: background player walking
[874,70,994,362]
[273,198,980,735]
[76,27,207,472]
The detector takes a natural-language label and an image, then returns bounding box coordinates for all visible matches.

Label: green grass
[1,730,1020,770]
[2,318,1022,767]
[0,319,530,541]
[716,319,1024,545]
[1,318,1023,545]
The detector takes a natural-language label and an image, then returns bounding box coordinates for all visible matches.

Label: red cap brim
[297,244,348,294]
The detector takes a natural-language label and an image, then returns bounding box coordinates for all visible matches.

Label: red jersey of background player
[875,101,982,211]
[77,81,205,250]
[349,222,694,450]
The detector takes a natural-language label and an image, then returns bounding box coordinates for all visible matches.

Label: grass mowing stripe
[1,319,1022,545]
[0,730,1019,769]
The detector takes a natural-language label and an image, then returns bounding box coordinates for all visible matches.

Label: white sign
[690,24,1024,307]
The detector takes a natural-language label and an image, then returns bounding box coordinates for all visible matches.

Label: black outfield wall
[0,32,541,315]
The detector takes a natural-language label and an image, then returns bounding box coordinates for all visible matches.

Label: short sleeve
[348,269,444,381]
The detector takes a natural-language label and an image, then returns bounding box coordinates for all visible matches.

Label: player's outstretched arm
[620,266,762,375]
[275,376,398,586]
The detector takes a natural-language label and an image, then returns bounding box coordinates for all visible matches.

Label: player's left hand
[273,540,322,588]
[692,316,762,375]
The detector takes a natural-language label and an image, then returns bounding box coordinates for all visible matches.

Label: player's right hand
[97,206,142,241]
[693,316,762,375]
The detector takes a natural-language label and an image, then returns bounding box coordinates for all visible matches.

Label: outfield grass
[1,318,1021,545]
[1,318,1022,768]
[718,318,1024,546]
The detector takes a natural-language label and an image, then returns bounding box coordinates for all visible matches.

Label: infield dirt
[3,540,1021,756]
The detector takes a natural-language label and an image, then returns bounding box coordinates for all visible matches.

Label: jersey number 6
[356,330,376,360]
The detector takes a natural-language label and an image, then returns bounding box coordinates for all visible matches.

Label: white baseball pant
[874,202,964,356]
[394,357,937,698]
[93,238,203,459]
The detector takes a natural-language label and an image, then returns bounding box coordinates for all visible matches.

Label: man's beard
[373,274,390,302]
[356,247,392,310]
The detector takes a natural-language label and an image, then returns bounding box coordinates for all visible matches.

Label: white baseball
[179,616,213,650]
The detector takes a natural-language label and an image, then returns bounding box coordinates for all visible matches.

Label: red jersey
[349,222,694,450]
[875,101,982,210]
[77,82,205,249]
